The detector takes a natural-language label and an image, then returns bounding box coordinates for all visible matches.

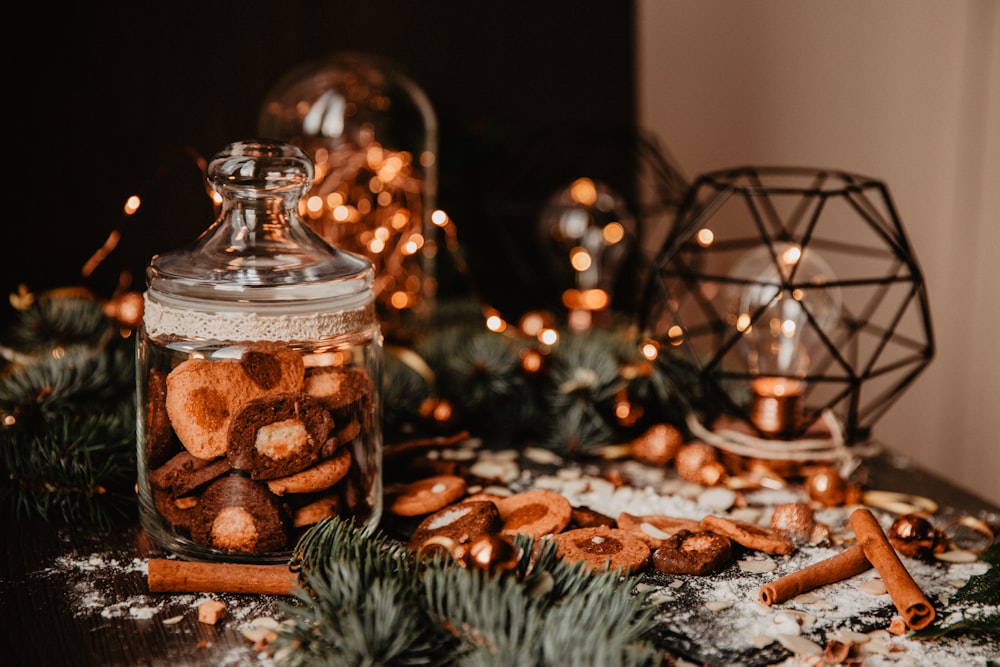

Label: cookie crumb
[197,599,227,625]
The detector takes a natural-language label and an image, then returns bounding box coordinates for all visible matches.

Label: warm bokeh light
[602,221,625,245]
[431,399,453,422]
[431,209,449,226]
[538,328,559,346]
[569,247,592,271]
[520,349,543,373]
[569,177,598,206]
[306,195,324,218]
[667,325,684,346]
[333,205,351,222]
[485,313,507,332]
[781,245,802,265]
[696,228,714,247]
[292,139,434,323]
[520,312,546,336]
[124,195,141,216]
[640,340,660,360]
[580,289,608,310]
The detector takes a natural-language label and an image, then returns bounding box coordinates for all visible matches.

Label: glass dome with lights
[257,53,438,340]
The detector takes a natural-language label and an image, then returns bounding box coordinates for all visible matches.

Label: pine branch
[911,542,1000,638]
[1,287,138,527]
[424,327,537,442]
[274,517,454,666]
[3,289,110,352]
[0,408,137,528]
[421,535,663,667]
[273,520,666,666]
[383,346,434,439]
[536,330,629,454]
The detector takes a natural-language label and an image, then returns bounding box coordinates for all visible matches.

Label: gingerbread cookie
[303,366,372,450]
[495,489,572,538]
[265,447,353,496]
[553,526,651,574]
[388,474,468,517]
[408,500,503,554]
[651,530,733,575]
[190,474,290,554]
[616,512,703,549]
[227,393,332,480]
[152,487,199,532]
[149,450,231,496]
[700,514,795,555]
[291,494,342,528]
[145,368,177,468]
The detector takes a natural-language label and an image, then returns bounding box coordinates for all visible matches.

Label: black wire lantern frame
[639,166,934,461]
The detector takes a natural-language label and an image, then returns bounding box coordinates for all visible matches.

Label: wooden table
[3,446,998,666]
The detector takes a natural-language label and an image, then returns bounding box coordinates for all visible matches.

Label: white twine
[686,410,862,477]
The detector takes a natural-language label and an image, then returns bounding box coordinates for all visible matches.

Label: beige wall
[637,0,1000,506]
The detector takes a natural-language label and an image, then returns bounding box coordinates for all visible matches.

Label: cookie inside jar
[139,341,380,562]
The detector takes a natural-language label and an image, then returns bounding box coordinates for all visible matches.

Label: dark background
[6,1,640,328]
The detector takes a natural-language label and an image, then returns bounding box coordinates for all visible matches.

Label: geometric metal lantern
[639,166,934,449]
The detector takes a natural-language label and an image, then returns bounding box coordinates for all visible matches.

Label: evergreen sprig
[272,518,666,667]
[276,517,455,666]
[1,288,137,527]
[384,299,689,453]
[911,541,1000,638]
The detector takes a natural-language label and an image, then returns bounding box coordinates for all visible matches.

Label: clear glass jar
[136,139,382,563]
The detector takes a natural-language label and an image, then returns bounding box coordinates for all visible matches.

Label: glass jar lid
[147,139,373,311]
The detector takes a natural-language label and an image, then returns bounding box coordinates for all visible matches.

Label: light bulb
[726,242,842,438]
[538,178,637,331]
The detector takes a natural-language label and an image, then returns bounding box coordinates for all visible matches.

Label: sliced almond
[935,549,978,563]
[776,633,823,655]
[860,579,888,595]
[738,557,777,573]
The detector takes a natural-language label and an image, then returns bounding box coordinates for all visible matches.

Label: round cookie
[651,530,733,575]
[149,450,232,496]
[191,474,291,554]
[553,526,651,574]
[408,500,503,554]
[265,447,353,495]
[700,515,795,556]
[153,487,199,532]
[616,512,703,549]
[303,366,372,444]
[291,494,342,528]
[495,489,573,538]
[388,474,467,517]
[227,392,332,480]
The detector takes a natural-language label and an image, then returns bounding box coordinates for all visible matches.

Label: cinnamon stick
[147,559,299,595]
[759,545,872,606]
[849,508,936,630]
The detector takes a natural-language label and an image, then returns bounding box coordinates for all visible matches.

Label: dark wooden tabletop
[3,445,998,667]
